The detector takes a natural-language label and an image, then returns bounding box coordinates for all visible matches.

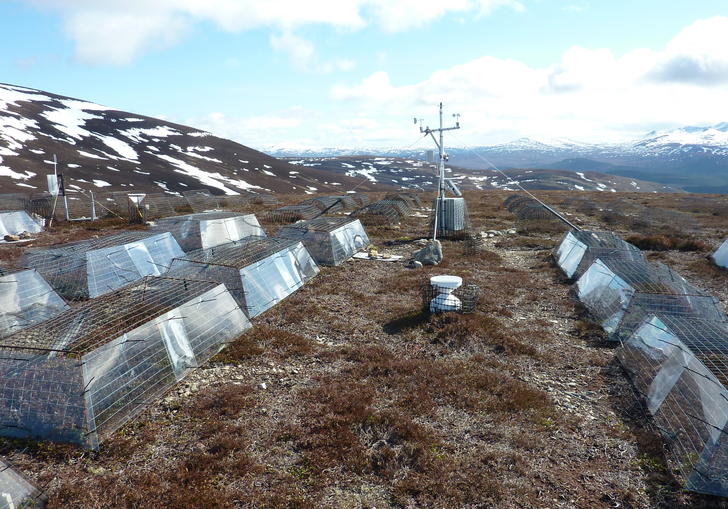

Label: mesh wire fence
[0,276,251,448]
[575,258,725,340]
[617,315,728,496]
[265,205,321,224]
[276,217,370,266]
[128,193,180,224]
[350,200,404,226]
[182,190,221,212]
[168,237,319,318]
[0,269,69,341]
[429,197,471,239]
[299,197,346,213]
[20,231,184,300]
[151,212,265,251]
[553,230,646,280]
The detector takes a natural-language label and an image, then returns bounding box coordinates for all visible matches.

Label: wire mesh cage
[128,193,179,224]
[169,237,319,318]
[0,194,29,211]
[385,193,424,211]
[219,194,252,211]
[182,189,221,212]
[617,314,728,496]
[503,194,534,213]
[553,231,645,280]
[299,196,346,214]
[20,231,184,300]
[381,198,412,217]
[0,276,251,449]
[462,233,487,256]
[430,197,471,239]
[349,193,370,207]
[575,258,726,341]
[0,456,46,508]
[0,211,43,239]
[350,200,404,226]
[711,238,728,269]
[26,194,54,223]
[276,217,370,266]
[0,268,69,341]
[265,205,321,224]
[421,280,481,314]
[152,212,265,252]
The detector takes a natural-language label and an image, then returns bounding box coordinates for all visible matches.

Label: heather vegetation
[2,189,728,508]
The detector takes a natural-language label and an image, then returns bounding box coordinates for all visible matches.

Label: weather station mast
[415,103,468,241]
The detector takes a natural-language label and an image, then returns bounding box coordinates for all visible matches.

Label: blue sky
[2,1,728,150]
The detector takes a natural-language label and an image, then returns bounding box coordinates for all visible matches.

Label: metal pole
[90,191,96,221]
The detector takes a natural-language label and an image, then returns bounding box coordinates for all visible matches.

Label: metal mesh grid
[299,196,346,213]
[266,205,321,224]
[20,231,184,300]
[575,258,724,338]
[276,217,370,266]
[0,276,251,448]
[553,230,646,280]
[0,269,69,341]
[385,193,424,211]
[617,314,728,496]
[380,198,412,217]
[349,193,370,207]
[350,200,404,226]
[430,197,471,239]
[0,194,29,211]
[152,212,265,251]
[182,189,221,212]
[169,237,319,317]
[128,193,179,223]
[503,194,534,213]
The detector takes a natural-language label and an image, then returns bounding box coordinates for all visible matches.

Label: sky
[1,0,728,151]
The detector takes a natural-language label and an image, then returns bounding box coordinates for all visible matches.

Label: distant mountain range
[271,124,728,193]
[286,156,679,193]
[0,83,376,197]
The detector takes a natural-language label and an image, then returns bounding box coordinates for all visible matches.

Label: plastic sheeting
[276,217,370,266]
[553,230,644,280]
[712,238,728,269]
[617,315,728,496]
[0,277,251,448]
[575,258,724,340]
[0,211,42,240]
[0,269,69,340]
[152,212,265,251]
[0,457,45,508]
[169,237,319,318]
[21,231,184,300]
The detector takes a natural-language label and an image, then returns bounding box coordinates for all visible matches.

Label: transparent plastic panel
[83,323,177,444]
[199,215,265,250]
[713,239,728,269]
[157,309,196,380]
[575,259,633,332]
[86,233,183,298]
[0,458,45,509]
[556,232,587,278]
[0,353,87,445]
[0,270,69,340]
[178,285,251,361]
[240,245,310,318]
[0,211,42,239]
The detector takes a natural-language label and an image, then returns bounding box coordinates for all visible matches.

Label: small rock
[485,230,502,236]
[412,239,443,266]
[3,234,20,242]
[506,229,517,235]
[405,260,423,269]
[259,382,267,390]
[414,239,428,247]
[18,231,32,239]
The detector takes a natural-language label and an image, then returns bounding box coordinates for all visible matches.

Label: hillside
[287,156,681,193]
[0,83,381,196]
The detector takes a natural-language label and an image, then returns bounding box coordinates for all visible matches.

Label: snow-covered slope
[286,156,680,193]
[0,83,374,196]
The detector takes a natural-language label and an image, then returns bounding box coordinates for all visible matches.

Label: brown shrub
[188,384,253,419]
[626,234,708,252]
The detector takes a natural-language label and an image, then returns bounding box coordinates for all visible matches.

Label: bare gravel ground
[1,190,728,508]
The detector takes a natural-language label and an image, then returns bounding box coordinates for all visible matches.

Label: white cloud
[270,31,315,69]
[25,0,521,65]
[329,16,728,146]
